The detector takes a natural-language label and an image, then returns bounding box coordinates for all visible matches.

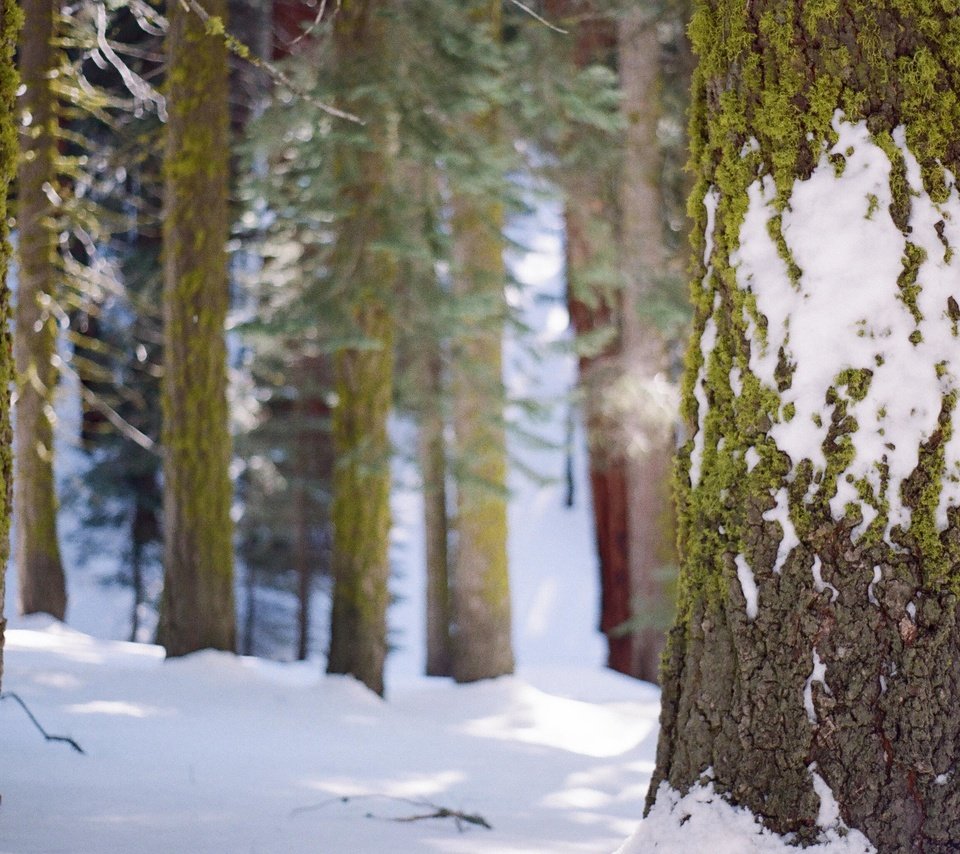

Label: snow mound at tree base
[616,782,876,854]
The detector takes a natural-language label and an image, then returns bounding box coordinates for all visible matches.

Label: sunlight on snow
[299,770,467,801]
[461,683,653,758]
[65,700,175,719]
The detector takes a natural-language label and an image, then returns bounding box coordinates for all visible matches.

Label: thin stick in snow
[1,693,85,754]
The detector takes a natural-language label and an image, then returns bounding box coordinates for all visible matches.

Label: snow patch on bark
[803,648,828,723]
[735,554,759,619]
[617,781,877,853]
[690,293,721,487]
[811,556,839,601]
[733,113,960,545]
[762,488,799,574]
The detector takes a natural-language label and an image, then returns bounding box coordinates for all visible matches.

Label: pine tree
[0,0,21,690]
[15,0,66,620]
[649,2,960,848]
[448,0,514,685]
[324,0,397,697]
[158,0,235,655]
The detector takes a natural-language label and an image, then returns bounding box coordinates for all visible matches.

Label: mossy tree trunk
[0,0,20,690]
[649,3,960,850]
[158,0,235,656]
[324,0,397,698]
[421,342,452,677]
[448,0,514,685]
[15,0,66,621]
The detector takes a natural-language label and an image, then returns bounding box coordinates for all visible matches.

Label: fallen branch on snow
[0,693,85,755]
[291,794,493,832]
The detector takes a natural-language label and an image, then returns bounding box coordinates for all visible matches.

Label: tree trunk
[421,344,452,677]
[449,0,514,685]
[325,0,396,697]
[158,0,235,656]
[0,0,21,691]
[15,0,66,620]
[617,7,676,683]
[649,3,960,850]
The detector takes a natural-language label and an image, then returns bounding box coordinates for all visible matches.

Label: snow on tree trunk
[15,0,66,621]
[325,0,396,698]
[648,3,960,850]
[0,0,19,690]
[158,0,235,655]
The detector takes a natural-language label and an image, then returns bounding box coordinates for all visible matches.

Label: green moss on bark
[651,2,960,850]
[0,0,21,689]
[15,0,66,621]
[158,0,235,655]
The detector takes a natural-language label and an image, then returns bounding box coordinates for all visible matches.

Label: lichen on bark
[0,0,22,689]
[15,0,66,621]
[650,3,960,850]
[324,0,398,698]
[158,0,235,656]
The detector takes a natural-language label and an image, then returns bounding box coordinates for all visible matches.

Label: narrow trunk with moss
[158,0,235,656]
[325,0,396,698]
[648,3,960,850]
[421,344,452,677]
[0,0,21,689]
[617,7,677,683]
[448,0,513,685]
[15,0,65,620]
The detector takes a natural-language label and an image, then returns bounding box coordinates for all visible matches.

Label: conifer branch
[288,0,335,47]
[0,693,85,754]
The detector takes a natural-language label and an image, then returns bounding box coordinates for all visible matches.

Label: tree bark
[421,343,452,677]
[325,0,396,697]
[448,0,514,685]
[15,0,66,620]
[617,7,676,683]
[158,0,235,655]
[649,3,960,850]
[0,0,21,690]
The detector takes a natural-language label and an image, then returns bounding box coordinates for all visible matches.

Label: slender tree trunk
[448,0,514,685]
[0,0,21,691]
[293,454,311,662]
[649,3,960,850]
[158,0,235,655]
[15,0,66,620]
[617,7,676,683]
[325,0,396,697]
[421,344,452,677]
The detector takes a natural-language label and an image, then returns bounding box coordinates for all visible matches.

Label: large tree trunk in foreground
[449,0,514,685]
[325,0,396,697]
[158,0,235,655]
[0,0,20,690]
[15,0,66,620]
[648,3,960,850]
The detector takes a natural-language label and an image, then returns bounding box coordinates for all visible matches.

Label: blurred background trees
[8,0,692,691]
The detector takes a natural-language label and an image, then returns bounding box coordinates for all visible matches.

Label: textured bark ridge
[650,3,960,851]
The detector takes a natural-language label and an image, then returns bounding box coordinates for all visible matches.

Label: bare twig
[0,693,85,755]
[506,0,567,33]
[290,794,493,832]
[56,356,161,456]
[288,0,334,46]
[181,0,363,124]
